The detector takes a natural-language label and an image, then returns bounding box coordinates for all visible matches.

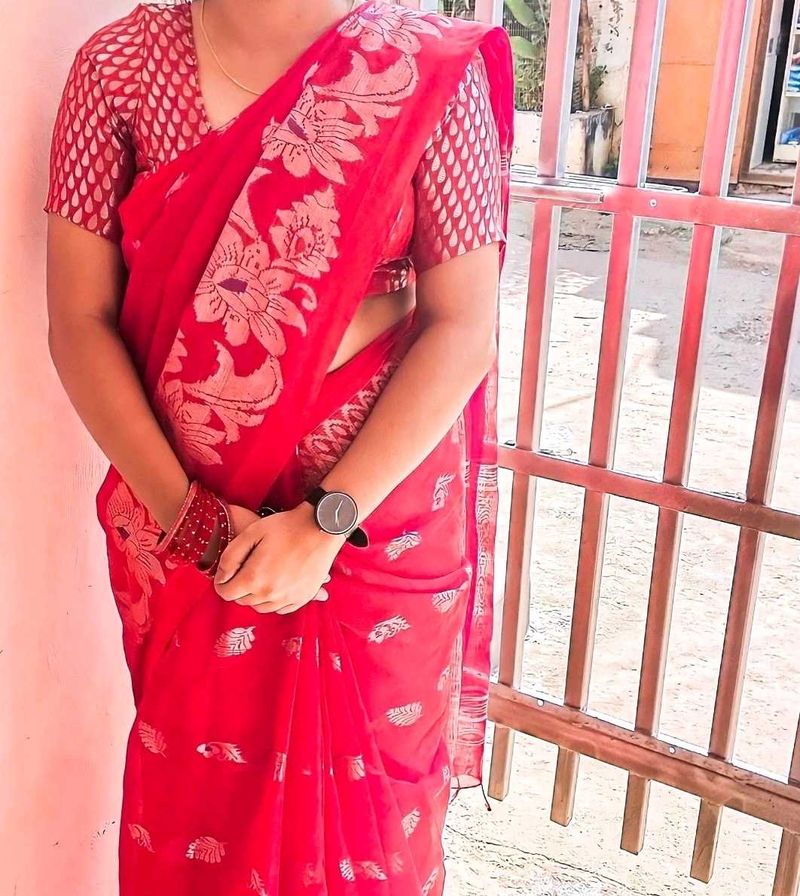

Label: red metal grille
[408,0,799,889]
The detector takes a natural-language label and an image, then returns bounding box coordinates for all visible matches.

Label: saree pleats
[97,3,514,893]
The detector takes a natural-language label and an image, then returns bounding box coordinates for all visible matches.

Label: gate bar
[509,182,800,237]
[497,446,800,542]
[692,164,800,884]
[773,719,800,896]
[490,684,800,834]
[622,0,753,857]
[551,0,665,827]
[488,0,578,800]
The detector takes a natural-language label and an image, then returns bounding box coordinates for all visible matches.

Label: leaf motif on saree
[355,860,388,881]
[401,808,421,837]
[340,4,448,54]
[128,823,154,852]
[270,186,341,279]
[367,614,410,644]
[138,721,167,756]
[196,742,246,763]
[388,851,405,874]
[329,651,342,671]
[386,701,423,727]
[385,531,421,561]
[432,472,455,510]
[106,482,166,598]
[422,867,440,896]
[436,665,450,692]
[249,869,268,895]
[262,88,363,184]
[432,589,460,614]
[186,836,226,864]
[194,214,306,356]
[344,754,366,781]
[339,858,356,882]
[317,51,418,137]
[183,343,283,445]
[214,626,256,657]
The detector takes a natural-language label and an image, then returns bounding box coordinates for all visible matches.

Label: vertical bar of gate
[488,0,579,800]
[549,0,665,827]
[692,164,800,885]
[621,0,752,857]
[773,718,800,896]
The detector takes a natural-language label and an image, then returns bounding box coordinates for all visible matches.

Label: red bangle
[155,481,199,556]
[156,480,231,574]
[198,496,233,579]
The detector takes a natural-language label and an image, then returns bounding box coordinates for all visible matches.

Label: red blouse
[44,2,505,296]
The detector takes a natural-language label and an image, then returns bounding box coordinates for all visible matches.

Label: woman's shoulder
[75,2,192,67]
[65,3,195,126]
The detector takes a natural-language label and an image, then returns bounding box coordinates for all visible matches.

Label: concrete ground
[443,201,800,895]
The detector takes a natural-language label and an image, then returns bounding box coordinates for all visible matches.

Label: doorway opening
[745,0,800,182]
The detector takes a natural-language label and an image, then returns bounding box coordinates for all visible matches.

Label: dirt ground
[442,201,800,895]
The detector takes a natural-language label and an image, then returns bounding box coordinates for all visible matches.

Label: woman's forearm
[319,316,495,521]
[48,315,189,530]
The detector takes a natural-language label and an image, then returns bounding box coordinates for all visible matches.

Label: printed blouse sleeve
[410,50,506,274]
[44,47,135,243]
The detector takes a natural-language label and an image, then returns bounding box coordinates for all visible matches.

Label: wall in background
[0,1,134,893]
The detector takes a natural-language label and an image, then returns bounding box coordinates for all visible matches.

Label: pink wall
[0,2,134,892]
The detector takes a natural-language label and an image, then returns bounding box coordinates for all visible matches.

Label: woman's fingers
[214,531,261,592]
[246,583,330,615]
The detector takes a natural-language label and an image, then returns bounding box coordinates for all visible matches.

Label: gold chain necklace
[199,0,360,96]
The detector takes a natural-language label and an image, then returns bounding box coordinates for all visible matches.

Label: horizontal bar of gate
[497,446,800,543]
[489,684,800,836]
[508,177,800,236]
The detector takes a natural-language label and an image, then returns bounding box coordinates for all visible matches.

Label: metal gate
[407,0,800,891]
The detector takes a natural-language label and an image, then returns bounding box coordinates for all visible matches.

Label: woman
[44,0,513,893]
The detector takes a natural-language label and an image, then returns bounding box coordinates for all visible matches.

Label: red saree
[96,3,513,893]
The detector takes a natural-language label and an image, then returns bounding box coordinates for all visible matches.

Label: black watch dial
[315,491,358,536]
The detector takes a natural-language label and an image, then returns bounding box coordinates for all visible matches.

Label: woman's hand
[213,502,345,614]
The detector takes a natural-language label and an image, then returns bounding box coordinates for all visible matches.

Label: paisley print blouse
[43,2,506,296]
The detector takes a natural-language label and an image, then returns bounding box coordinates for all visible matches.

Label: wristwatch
[304,486,369,548]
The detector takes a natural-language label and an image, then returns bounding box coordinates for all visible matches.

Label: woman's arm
[318,243,499,514]
[214,242,500,612]
[46,217,192,531]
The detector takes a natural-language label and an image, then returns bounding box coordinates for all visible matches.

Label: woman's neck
[199,0,356,55]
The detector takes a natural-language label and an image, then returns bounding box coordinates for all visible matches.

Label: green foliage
[504,0,606,113]
[438,0,474,18]
[504,0,548,111]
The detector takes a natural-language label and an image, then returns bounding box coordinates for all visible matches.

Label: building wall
[588,0,764,182]
[649,0,764,182]
[591,0,636,157]
[0,1,134,894]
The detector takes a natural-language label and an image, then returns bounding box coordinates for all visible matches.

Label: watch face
[315,491,358,536]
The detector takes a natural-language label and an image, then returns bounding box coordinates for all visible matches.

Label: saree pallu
[96,3,514,894]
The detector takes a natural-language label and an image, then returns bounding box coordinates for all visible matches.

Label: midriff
[326,285,416,374]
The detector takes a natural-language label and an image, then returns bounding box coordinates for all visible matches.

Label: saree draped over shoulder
[93,3,514,894]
